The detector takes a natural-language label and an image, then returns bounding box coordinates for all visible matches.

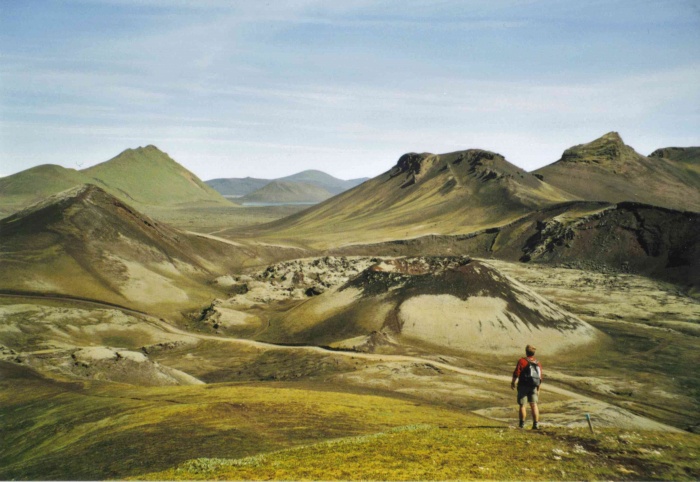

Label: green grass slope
[649,146,700,176]
[535,133,700,212]
[0,146,234,218]
[144,425,700,481]
[83,145,232,208]
[4,360,698,482]
[0,362,482,480]
[243,149,576,248]
[0,164,93,218]
[241,180,333,204]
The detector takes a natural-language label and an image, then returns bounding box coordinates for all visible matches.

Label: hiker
[511,344,543,429]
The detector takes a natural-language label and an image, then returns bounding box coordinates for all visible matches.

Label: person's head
[526,344,536,357]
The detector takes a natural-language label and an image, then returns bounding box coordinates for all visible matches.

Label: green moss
[143,426,700,481]
[0,368,482,480]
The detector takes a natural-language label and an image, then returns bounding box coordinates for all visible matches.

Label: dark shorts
[517,385,539,405]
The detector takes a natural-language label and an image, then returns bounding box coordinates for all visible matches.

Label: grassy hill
[241,149,576,248]
[241,180,333,204]
[3,359,697,481]
[142,425,699,481]
[0,146,233,218]
[83,145,232,208]
[534,133,700,212]
[649,146,700,174]
[0,164,93,218]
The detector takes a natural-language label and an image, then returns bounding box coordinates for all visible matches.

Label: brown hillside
[0,185,295,316]
[329,202,700,294]
[534,132,700,212]
[244,149,575,248]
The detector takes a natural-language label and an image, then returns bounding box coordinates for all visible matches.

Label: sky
[1,0,699,181]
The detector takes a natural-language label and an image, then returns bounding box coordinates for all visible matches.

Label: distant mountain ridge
[205,177,270,197]
[206,169,369,201]
[240,180,333,204]
[0,146,232,217]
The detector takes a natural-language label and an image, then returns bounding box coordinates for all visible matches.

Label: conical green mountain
[0,146,232,217]
[83,145,231,208]
[247,149,576,248]
[534,132,700,212]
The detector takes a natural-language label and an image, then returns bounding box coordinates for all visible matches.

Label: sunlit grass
[143,425,700,481]
[0,368,483,480]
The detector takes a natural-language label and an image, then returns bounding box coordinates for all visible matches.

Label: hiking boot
[518,420,525,429]
[532,422,540,430]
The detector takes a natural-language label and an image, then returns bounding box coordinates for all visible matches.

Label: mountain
[0,146,233,217]
[246,149,576,248]
[649,146,700,173]
[534,132,700,212]
[329,201,700,294]
[205,170,369,198]
[0,184,290,316]
[277,170,368,194]
[649,146,700,163]
[83,145,231,208]
[0,164,93,218]
[240,180,333,204]
[205,176,270,197]
[258,257,600,355]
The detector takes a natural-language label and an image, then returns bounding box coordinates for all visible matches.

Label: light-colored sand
[210,306,261,328]
[73,346,117,361]
[117,258,190,305]
[115,349,148,362]
[0,303,195,352]
[399,294,597,355]
[475,399,681,432]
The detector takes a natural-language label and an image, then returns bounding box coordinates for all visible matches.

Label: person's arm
[511,359,524,389]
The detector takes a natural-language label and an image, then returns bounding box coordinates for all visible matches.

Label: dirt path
[187,231,309,252]
[185,231,245,246]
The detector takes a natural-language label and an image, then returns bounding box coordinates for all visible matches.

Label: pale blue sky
[1,0,699,180]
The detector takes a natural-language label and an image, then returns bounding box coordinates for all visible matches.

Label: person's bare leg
[519,404,527,423]
[531,403,539,422]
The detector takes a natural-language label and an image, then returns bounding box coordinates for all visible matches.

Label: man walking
[511,344,543,429]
